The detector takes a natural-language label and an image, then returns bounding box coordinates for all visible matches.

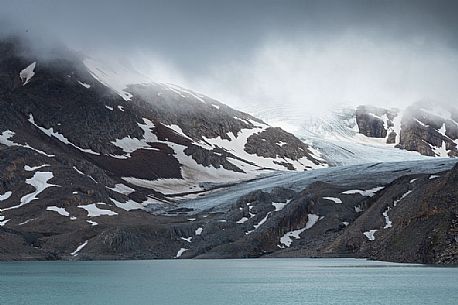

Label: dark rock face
[396,103,458,157]
[355,105,398,139]
[354,102,458,157]
[326,164,458,264]
[386,131,397,144]
[245,127,322,169]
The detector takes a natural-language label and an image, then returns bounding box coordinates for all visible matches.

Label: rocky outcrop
[326,163,458,264]
[355,105,398,139]
[396,102,458,157]
[244,127,322,169]
[353,102,458,157]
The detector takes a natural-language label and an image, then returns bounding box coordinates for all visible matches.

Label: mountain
[0,37,456,264]
[397,102,458,157]
[0,37,326,257]
[297,102,458,166]
[351,102,458,157]
[0,37,325,197]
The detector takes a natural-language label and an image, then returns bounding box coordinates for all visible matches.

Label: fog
[1,0,458,129]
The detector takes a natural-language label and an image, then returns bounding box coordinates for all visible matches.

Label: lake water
[0,259,456,305]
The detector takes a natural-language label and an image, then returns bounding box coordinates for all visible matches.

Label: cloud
[172,34,458,128]
[1,0,458,131]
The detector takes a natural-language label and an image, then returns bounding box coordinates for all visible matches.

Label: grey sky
[1,0,458,127]
[2,1,458,69]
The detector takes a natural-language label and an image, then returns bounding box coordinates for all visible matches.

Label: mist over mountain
[1,0,458,125]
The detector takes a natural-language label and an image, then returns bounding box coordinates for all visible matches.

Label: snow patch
[165,124,192,140]
[272,199,292,211]
[78,81,91,88]
[415,119,428,128]
[438,124,447,136]
[393,190,412,207]
[431,141,449,158]
[46,206,70,217]
[279,214,320,247]
[71,240,88,256]
[18,218,35,226]
[0,191,12,201]
[2,172,56,211]
[110,118,158,158]
[19,62,36,85]
[78,203,118,217]
[175,248,188,258]
[322,196,342,204]
[107,183,135,195]
[29,115,100,155]
[246,212,272,234]
[73,166,97,183]
[382,207,392,229]
[342,186,384,197]
[0,217,9,227]
[236,217,249,224]
[24,164,49,172]
[109,197,158,211]
[363,229,377,241]
[0,130,54,157]
[354,205,363,213]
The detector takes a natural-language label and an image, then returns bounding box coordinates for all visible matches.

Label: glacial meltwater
[0,259,456,305]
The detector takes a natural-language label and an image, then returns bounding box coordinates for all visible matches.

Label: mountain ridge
[0,37,456,264]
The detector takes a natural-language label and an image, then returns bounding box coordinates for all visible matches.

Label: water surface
[0,259,456,305]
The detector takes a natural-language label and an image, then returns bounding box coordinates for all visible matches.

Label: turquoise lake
[0,259,456,305]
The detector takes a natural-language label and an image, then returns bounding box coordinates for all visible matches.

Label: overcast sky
[1,0,458,129]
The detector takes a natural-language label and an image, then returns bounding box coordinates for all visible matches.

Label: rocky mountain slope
[0,37,456,264]
[0,37,327,258]
[1,157,455,264]
[0,36,325,197]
